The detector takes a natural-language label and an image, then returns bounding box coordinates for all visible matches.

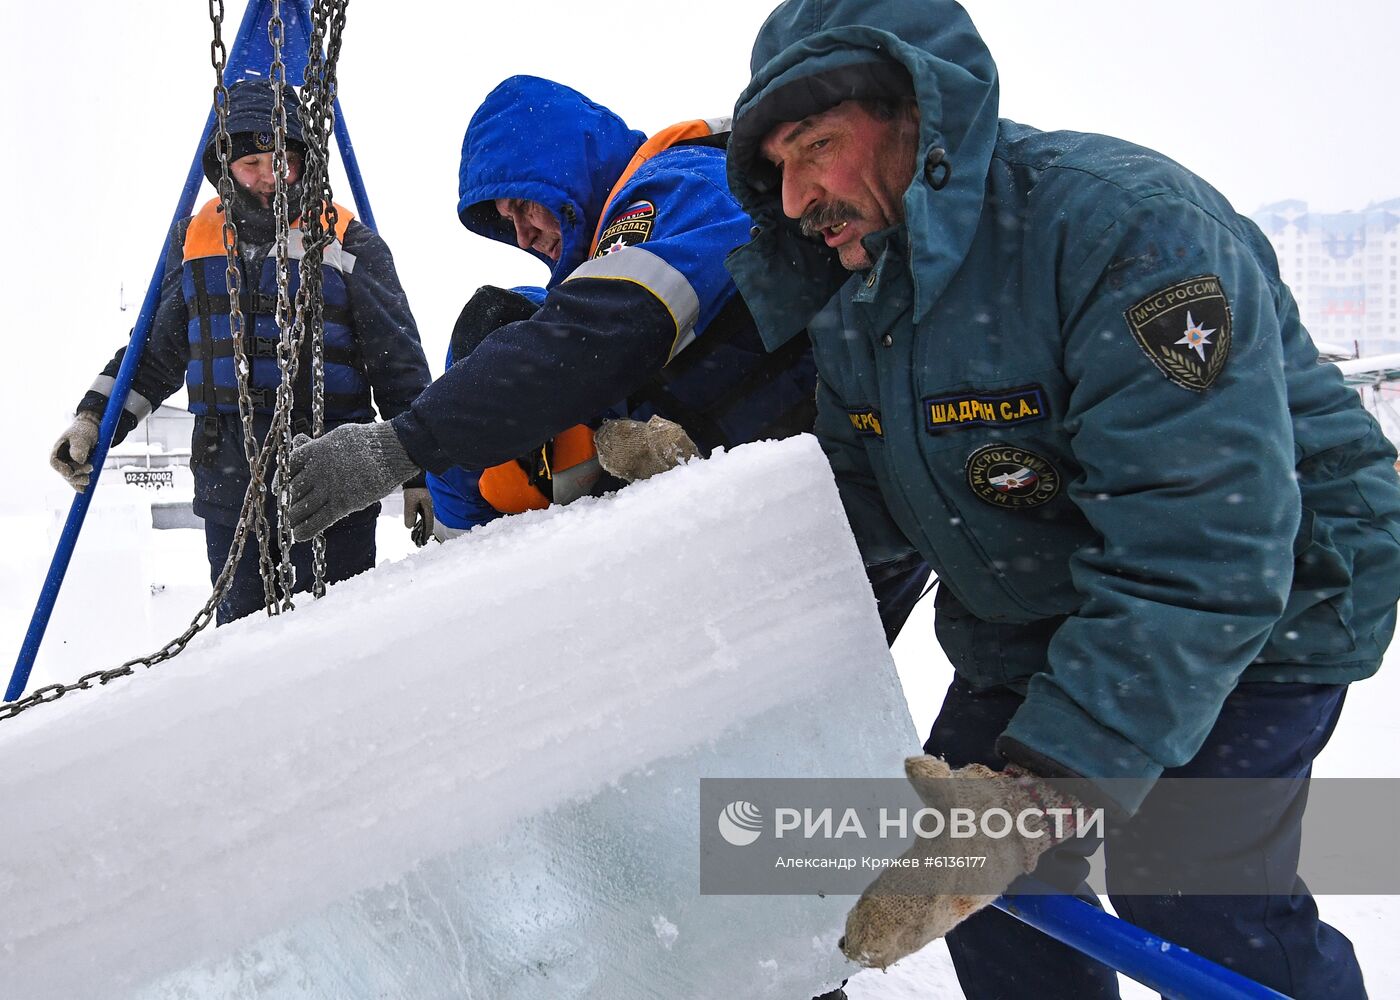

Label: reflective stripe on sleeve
[565,246,700,360]
[87,375,154,421]
[124,389,154,421]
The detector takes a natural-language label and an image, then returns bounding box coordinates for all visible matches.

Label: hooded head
[727,0,1000,345]
[201,79,306,190]
[458,76,646,283]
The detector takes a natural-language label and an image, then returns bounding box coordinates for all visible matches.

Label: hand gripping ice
[287,422,421,541]
[594,414,700,483]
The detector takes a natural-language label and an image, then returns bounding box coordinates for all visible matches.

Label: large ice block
[0,436,918,998]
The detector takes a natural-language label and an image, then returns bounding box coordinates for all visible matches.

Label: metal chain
[0,0,356,725]
[209,0,280,614]
[268,0,299,610]
[294,0,352,598]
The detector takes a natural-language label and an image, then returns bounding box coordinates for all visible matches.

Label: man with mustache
[724,0,1400,996]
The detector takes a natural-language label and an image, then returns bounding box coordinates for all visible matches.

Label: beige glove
[593,415,699,483]
[403,486,434,547]
[840,757,1085,970]
[50,412,102,492]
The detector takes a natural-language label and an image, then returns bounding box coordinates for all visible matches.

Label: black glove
[450,285,539,362]
[287,422,421,541]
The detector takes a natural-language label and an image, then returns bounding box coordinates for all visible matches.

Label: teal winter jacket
[726,0,1400,810]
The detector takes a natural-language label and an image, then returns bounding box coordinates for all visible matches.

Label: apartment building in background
[1252,198,1400,357]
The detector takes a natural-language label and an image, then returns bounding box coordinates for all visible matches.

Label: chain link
[210,0,280,614]
[294,0,352,598]
[0,0,354,725]
[268,0,299,610]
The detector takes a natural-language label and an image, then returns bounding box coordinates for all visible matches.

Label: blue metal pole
[332,99,378,233]
[993,888,1292,1000]
[4,0,271,703]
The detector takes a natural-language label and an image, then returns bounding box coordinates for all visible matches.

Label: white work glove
[287,422,421,542]
[593,415,699,483]
[840,756,1085,970]
[49,412,102,492]
[402,486,434,547]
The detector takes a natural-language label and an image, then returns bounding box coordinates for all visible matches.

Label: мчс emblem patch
[965,444,1061,509]
[1124,274,1232,392]
[847,408,883,439]
[593,200,655,258]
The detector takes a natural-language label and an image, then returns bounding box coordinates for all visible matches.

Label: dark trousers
[203,505,377,624]
[924,676,1366,1000]
[869,553,932,645]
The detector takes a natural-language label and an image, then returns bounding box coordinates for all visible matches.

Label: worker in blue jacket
[292,76,924,642]
[384,76,816,530]
[50,80,432,623]
[723,0,1400,996]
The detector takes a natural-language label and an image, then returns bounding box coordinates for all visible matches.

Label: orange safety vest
[182,198,354,258]
[478,120,722,514]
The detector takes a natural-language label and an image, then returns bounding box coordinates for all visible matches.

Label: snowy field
[1,439,1397,998]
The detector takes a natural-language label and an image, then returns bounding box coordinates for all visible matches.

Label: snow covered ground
[2,441,1397,998]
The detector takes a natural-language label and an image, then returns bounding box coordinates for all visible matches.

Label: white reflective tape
[552,456,603,507]
[124,389,154,421]
[703,116,732,135]
[566,247,700,361]
[287,230,357,274]
[85,376,153,420]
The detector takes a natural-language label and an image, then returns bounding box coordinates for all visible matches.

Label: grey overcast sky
[1,0,1396,492]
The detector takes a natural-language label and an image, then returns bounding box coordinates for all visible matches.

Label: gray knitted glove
[287,422,421,541]
[594,415,699,483]
[840,757,1085,970]
[50,411,102,492]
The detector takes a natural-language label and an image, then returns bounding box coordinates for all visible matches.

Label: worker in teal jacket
[725,0,1400,995]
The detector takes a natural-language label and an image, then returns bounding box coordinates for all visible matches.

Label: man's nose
[513,220,537,251]
[780,167,817,221]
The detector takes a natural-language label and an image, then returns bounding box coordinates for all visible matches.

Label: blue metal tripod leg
[993,888,1292,1000]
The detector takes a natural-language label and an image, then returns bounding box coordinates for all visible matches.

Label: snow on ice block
[0,436,918,999]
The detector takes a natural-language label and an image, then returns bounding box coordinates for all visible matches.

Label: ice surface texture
[0,435,917,998]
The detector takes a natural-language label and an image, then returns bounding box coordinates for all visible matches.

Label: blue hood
[458,76,646,282]
[727,0,1000,346]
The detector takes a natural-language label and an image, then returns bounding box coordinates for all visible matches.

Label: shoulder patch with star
[593,200,655,258]
[1123,275,1232,392]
